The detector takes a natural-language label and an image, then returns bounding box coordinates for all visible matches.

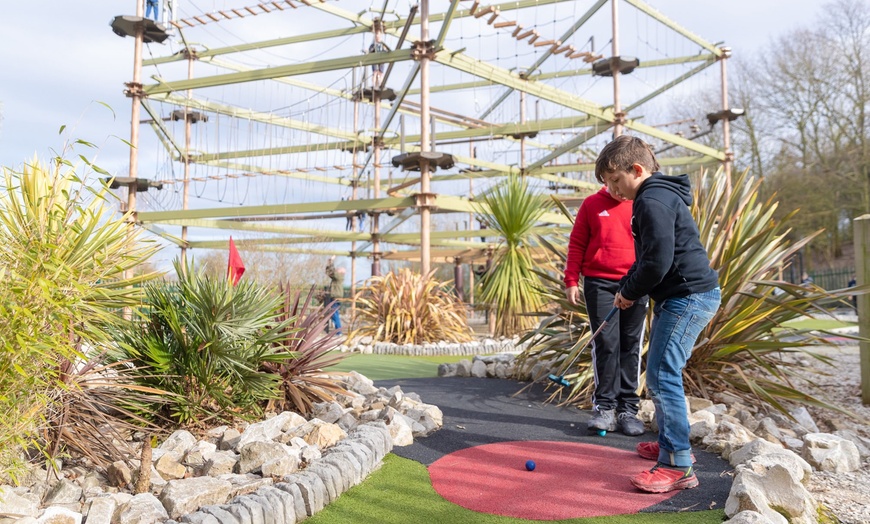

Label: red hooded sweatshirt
[563,187,636,287]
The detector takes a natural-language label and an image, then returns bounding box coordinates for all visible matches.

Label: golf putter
[547,306,618,388]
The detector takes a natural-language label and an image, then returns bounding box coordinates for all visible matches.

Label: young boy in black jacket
[596,135,720,493]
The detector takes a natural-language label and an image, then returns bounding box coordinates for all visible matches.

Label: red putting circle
[429,440,680,520]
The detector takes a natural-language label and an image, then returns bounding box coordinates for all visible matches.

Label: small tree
[475,176,551,337]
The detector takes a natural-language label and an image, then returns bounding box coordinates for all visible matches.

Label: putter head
[547,374,571,388]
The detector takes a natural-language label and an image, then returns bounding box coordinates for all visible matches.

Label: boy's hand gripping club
[547,306,618,388]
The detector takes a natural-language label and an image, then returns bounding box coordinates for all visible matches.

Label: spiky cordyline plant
[45,349,169,469]
[349,268,473,344]
[475,175,551,337]
[262,285,349,416]
[520,169,863,416]
[111,260,295,427]
[0,153,161,477]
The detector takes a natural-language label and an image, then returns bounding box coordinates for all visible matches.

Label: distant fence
[808,267,854,291]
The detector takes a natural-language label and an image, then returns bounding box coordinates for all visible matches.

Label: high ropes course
[111,0,738,290]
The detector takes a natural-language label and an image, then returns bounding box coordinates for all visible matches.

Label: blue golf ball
[525,460,536,471]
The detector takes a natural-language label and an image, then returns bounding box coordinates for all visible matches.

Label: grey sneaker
[617,412,645,436]
[587,409,617,432]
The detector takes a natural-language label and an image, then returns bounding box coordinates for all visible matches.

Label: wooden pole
[420,0,432,276]
[520,90,526,171]
[720,46,733,196]
[454,257,465,302]
[611,0,622,138]
[854,214,870,405]
[127,0,144,219]
[351,66,360,321]
[123,0,145,319]
[372,70,383,277]
[180,49,194,270]
[468,144,475,305]
[486,250,495,335]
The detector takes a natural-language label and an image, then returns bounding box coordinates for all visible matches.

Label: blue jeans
[329,300,342,334]
[647,287,720,467]
[146,0,159,20]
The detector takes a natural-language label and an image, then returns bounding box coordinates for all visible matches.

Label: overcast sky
[0,1,825,172]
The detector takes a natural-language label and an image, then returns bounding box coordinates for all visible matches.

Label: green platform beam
[143,49,415,95]
[625,0,724,57]
[137,196,416,222]
[189,115,594,163]
[436,50,725,161]
[151,93,359,143]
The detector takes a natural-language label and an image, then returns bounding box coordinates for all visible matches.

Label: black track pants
[583,277,648,414]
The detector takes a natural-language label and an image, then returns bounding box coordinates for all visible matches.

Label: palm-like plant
[475,176,552,337]
[262,285,349,416]
[687,170,860,413]
[520,169,861,415]
[0,154,161,476]
[112,260,295,426]
[350,268,473,344]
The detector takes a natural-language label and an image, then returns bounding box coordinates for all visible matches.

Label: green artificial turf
[780,318,855,331]
[305,454,727,524]
[326,353,474,381]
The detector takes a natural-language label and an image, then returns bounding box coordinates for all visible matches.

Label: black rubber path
[376,376,733,514]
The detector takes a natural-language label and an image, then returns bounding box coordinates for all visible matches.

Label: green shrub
[0,154,159,477]
[111,260,296,426]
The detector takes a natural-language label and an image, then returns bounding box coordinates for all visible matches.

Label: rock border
[0,371,443,524]
[164,422,393,524]
[339,336,528,356]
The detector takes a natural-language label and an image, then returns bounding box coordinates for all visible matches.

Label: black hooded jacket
[619,173,719,303]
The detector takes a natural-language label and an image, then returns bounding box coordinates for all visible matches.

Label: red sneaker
[631,464,699,493]
[636,442,696,463]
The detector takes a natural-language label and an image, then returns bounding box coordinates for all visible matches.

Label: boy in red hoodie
[564,185,648,436]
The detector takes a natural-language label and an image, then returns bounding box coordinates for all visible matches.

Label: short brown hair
[594,135,660,183]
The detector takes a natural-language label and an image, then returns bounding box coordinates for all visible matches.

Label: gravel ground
[795,343,870,524]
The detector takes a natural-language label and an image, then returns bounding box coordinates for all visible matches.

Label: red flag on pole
[227,236,245,286]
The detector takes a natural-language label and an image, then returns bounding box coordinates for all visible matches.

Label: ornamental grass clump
[350,268,473,345]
